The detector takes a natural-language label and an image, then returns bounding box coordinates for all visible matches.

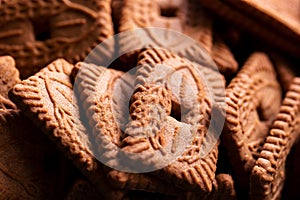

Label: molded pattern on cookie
[74,62,182,195]
[0,55,20,110]
[118,0,213,68]
[223,52,282,189]
[0,0,114,78]
[9,59,125,200]
[121,48,225,194]
[251,77,300,200]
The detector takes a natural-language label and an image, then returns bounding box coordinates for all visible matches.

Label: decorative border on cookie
[223,52,281,188]
[250,77,300,199]
[0,0,114,77]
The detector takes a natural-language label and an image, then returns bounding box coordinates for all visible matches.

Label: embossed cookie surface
[9,59,125,200]
[118,0,213,67]
[0,0,114,78]
[222,52,282,188]
[0,55,20,110]
[250,78,300,200]
[0,110,70,199]
[119,48,225,194]
[74,62,182,195]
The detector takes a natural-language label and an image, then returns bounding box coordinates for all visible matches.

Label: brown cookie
[0,0,114,78]
[198,0,300,58]
[0,55,20,110]
[210,174,236,200]
[211,36,238,77]
[121,48,225,195]
[222,52,282,189]
[0,109,71,199]
[74,61,182,195]
[250,77,300,200]
[65,179,104,200]
[112,0,124,30]
[182,173,236,200]
[271,53,298,93]
[9,59,125,200]
[0,55,20,98]
[117,0,214,69]
[282,136,300,200]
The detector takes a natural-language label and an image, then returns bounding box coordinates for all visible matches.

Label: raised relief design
[0,55,20,110]
[0,0,114,78]
[223,52,282,188]
[118,0,214,69]
[251,78,300,200]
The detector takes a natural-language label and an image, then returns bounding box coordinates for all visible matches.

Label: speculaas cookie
[250,77,300,200]
[282,136,300,200]
[0,0,114,78]
[74,61,182,195]
[118,0,214,68]
[198,0,300,58]
[120,48,225,195]
[210,174,236,200]
[65,179,104,200]
[0,109,71,199]
[211,36,238,77]
[0,55,20,110]
[271,53,298,93]
[222,52,282,189]
[112,0,124,30]
[9,59,126,200]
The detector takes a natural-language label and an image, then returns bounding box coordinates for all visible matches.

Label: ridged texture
[0,0,114,78]
[118,0,214,69]
[8,59,125,200]
[0,55,20,110]
[74,62,181,195]
[222,52,282,189]
[122,48,225,195]
[250,77,300,200]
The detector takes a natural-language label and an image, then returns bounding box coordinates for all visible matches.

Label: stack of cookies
[0,0,299,199]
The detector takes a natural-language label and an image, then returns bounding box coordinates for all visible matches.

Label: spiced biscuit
[0,55,20,110]
[250,77,300,200]
[198,0,300,58]
[9,59,125,200]
[181,173,236,200]
[0,109,71,199]
[65,179,104,200]
[271,54,298,93]
[0,0,114,78]
[117,0,214,69]
[222,52,282,189]
[282,136,300,200]
[210,174,236,200]
[74,61,182,195]
[112,0,124,31]
[211,36,238,77]
[120,48,225,195]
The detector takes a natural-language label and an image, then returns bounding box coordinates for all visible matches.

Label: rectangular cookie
[9,59,126,200]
